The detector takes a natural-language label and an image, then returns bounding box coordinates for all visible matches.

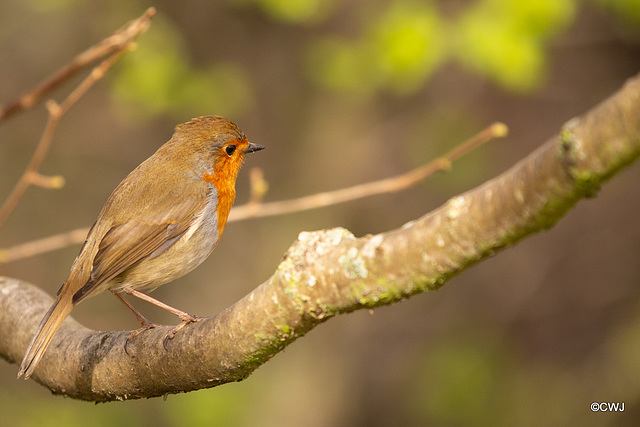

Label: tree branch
[1,73,639,402]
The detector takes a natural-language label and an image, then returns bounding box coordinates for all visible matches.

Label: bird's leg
[111,291,164,354]
[111,291,159,328]
[122,288,205,349]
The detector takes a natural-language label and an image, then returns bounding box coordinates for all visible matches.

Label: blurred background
[1,0,639,425]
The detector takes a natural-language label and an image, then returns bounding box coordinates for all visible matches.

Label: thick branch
[1,73,639,401]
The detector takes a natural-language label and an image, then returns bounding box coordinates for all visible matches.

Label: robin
[18,115,264,379]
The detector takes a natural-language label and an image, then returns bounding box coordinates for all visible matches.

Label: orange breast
[202,164,239,239]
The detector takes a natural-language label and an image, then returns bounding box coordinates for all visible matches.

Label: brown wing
[71,199,205,304]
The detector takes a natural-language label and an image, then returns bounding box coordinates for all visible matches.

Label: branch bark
[1,73,639,402]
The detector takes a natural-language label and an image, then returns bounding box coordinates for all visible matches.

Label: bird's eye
[225,145,237,156]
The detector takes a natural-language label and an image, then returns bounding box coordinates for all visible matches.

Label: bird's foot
[124,321,164,355]
[162,314,205,350]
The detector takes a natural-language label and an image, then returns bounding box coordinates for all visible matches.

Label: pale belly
[105,194,221,294]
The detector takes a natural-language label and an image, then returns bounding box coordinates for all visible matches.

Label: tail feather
[17,295,74,379]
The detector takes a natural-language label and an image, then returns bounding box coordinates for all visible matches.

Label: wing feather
[72,197,205,304]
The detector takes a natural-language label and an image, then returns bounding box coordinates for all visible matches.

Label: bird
[17,115,264,379]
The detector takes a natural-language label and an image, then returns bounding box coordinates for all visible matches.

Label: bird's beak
[244,142,265,154]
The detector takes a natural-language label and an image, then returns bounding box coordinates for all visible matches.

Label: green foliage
[370,2,446,93]
[307,37,374,94]
[307,2,445,95]
[107,0,639,118]
[308,0,576,96]
[239,0,335,23]
[455,0,575,92]
[111,16,253,121]
[103,0,640,118]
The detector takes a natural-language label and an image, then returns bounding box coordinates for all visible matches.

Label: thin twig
[0,228,89,263]
[0,9,155,232]
[0,7,156,121]
[229,122,507,220]
[0,49,131,231]
[25,171,65,189]
[0,123,507,263]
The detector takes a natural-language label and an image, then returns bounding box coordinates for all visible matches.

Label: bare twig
[25,172,65,189]
[230,122,507,221]
[0,228,89,263]
[0,9,155,232]
[0,7,156,121]
[0,123,506,263]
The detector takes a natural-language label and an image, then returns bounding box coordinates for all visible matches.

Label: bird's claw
[124,322,162,356]
[162,315,205,350]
